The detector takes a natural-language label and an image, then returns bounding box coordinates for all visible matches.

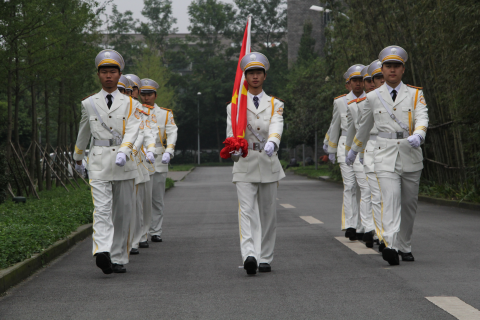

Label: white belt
[155,142,164,148]
[378,132,408,139]
[93,139,120,147]
[248,141,264,151]
[341,130,348,136]
[369,135,377,141]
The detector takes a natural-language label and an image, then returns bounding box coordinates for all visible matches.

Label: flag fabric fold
[220,15,252,159]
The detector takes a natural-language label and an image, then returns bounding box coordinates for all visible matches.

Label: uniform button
[393,108,396,111]
[257,116,259,119]
[109,116,112,118]
[110,127,112,129]
[379,111,382,113]
[113,149,115,151]
[409,109,411,111]
[378,147,381,149]
[257,128,260,130]
[397,142,400,145]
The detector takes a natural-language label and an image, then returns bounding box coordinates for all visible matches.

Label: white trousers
[354,170,374,233]
[376,155,422,252]
[366,172,384,242]
[150,172,167,236]
[90,179,134,265]
[339,163,358,230]
[132,182,145,249]
[141,177,153,242]
[237,181,277,264]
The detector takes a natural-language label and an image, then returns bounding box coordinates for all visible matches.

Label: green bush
[0,149,11,204]
[165,178,175,190]
[0,185,93,269]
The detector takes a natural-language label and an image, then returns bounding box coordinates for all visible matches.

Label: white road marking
[426,297,480,319]
[334,237,378,255]
[280,204,295,208]
[276,198,279,200]
[300,216,323,224]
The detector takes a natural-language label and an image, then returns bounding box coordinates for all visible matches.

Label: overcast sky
[102,0,236,33]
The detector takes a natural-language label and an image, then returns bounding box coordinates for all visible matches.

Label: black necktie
[106,94,113,109]
[391,90,397,102]
[253,96,259,109]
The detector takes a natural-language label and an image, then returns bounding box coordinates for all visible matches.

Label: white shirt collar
[101,88,119,101]
[385,82,402,96]
[349,91,365,99]
[248,90,264,102]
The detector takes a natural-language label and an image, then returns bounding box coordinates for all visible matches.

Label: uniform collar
[385,81,402,95]
[248,90,264,102]
[101,88,119,100]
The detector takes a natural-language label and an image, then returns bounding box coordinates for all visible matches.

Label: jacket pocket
[271,153,280,173]
[88,147,103,171]
[373,109,389,124]
[124,154,137,172]
[89,116,99,133]
[410,146,423,163]
[233,153,248,173]
[340,112,348,129]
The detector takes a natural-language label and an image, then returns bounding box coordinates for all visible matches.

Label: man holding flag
[222,17,285,276]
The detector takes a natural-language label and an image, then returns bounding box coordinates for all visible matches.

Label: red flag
[220,16,251,159]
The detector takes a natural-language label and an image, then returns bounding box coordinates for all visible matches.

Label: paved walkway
[1,167,479,319]
[167,170,191,181]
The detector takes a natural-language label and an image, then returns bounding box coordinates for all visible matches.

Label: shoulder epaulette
[160,107,172,112]
[348,99,357,105]
[271,96,285,103]
[143,104,154,109]
[357,97,367,103]
[81,93,95,101]
[139,109,149,115]
[334,94,347,100]
[406,84,423,90]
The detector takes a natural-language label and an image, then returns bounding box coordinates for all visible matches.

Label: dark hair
[245,68,266,76]
[141,90,157,97]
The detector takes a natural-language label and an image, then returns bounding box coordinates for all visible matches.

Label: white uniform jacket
[326,91,356,162]
[344,97,365,172]
[352,83,429,173]
[356,98,379,174]
[73,91,142,181]
[226,93,285,183]
[133,103,157,183]
[150,103,178,173]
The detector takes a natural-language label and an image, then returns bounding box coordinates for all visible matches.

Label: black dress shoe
[244,256,257,275]
[151,235,163,242]
[374,239,380,245]
[356,232,365,241]
[258,263,271,273]
[346,228,357,241]
[130,248,139,255]
[363,231,374,248]
[398,251,415,261]
[112,263,126,273]
[139,241,149,248]
[379,242,386,252]
[95,252,113,274]
[382,248,400,266]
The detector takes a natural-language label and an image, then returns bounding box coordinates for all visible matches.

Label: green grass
[168,164,195,172]
[0,184,94,269]
[286,164,333,179]
[165,177,175,190]
[419,181,480,203]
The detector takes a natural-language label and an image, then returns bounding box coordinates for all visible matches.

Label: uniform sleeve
[119,97,141,157]
[267,99,284,149]
[73,101,91,161]
[143,112,156,153]
[165,111,178,157]
[324,105,336,145]
[344,106,356,157]
[352,97,374,153]
[327,100,341,154]
[412,89,428,141]
[226,104,233,138]
[132,114,146,157]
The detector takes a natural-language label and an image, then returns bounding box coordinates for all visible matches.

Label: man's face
[97,68,121,90]
[140,91,156,106]
[381,63,404,85]
[245,69,266,89]
[118,88,126,95]
[363,78,375,92]
[349,78,364,96]
[132,87,139,99]
[126,90,132,97]
[373,74,385,88]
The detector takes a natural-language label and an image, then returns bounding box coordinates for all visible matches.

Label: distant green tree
[296,21,317,66]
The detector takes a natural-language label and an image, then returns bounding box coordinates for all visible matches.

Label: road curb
[0,223,92,295]
[291,171,480,212]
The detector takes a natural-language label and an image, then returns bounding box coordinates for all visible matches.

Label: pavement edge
[0,223,93,295]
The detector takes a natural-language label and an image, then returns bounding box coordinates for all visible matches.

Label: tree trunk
[6,68,12,159]
[45,82,51,190]
[14,47,20,146]
[56,80,64,187]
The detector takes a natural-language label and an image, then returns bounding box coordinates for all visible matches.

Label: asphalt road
[1,167,479,319]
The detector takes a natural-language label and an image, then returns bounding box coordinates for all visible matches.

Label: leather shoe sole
[258,263,271,273]
[112,264,126,273]
[95,252,113,274]
[139,241,149,248]
[382,248,400,265]
[151,236,163,242]
[130,248,139,255]
[244,256,258,275]
[363,231,374,248]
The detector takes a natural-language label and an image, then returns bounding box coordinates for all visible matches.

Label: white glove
[231,149,243,162]
[115,152,126,167]
[162,152,171,164]
[346,150,358,166]
[146,151,155,164]
[75,163,85,176]
[359,157,364,165]
[407,134,422,148]
[264,141,275,157]
[323,144,328,153]
[328,153,336,164]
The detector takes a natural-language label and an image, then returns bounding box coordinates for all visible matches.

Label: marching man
[74,49,142,274]
[225,52,285,275]
[347,46,428,265]
[140,78,178,244]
